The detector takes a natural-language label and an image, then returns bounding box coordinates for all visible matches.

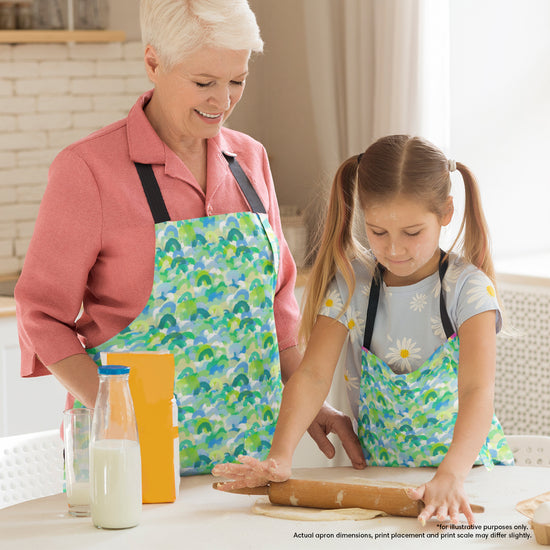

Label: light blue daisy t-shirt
[319,252,502,420]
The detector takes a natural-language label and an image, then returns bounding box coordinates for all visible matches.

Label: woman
[15,0,362,474]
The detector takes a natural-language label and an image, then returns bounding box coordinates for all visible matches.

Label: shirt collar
[127,89,167,164]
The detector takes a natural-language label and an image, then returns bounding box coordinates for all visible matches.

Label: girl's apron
[83,154,282,475]
[357,251,514,468]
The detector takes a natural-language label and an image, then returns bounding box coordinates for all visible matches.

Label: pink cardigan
[16,90,300,377]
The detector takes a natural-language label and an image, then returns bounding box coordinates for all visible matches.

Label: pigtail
[298,156,362,347]
[451,162,496,286]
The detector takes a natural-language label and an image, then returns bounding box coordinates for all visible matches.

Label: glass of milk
[63,407,93,517]
[90,365,142,529]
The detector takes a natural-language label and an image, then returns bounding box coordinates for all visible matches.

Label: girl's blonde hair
[140,0,263,70]
[300,134,496,345]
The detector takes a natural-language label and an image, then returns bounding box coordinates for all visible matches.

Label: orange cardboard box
[102,352,179,503]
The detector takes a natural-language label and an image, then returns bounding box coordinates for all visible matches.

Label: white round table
[0,466,546,550]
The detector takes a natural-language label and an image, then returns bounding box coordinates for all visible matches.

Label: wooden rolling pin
[213,479,485,518]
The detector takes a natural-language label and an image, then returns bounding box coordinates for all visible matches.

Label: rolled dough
[252,498,386,521]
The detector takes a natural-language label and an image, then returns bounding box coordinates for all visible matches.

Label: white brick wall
[0,41,150,276]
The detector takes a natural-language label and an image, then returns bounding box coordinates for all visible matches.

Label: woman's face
[145,45,250,142]
[364,195,453,286]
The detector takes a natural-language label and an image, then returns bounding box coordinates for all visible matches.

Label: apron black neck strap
[134,162,171,224]
[362,250,454,350]
[222,153,266,214]
[362,263,384,350]
[438,251,455,339]
[134,154,266,224]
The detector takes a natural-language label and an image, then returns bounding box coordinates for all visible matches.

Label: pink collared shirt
[16,90,300,377]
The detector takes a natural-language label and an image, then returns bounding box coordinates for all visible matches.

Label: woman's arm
[409,310,497,525]
[212,315,349,488]
[15,148,102,378]
[46,353,100,409]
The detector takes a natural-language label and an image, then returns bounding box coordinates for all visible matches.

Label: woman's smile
[194,109,223,123]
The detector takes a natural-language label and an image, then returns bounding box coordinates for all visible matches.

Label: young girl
[213,135,514,525]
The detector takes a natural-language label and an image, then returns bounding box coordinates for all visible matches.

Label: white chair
[0,429,64,509]
[506,435,550,467]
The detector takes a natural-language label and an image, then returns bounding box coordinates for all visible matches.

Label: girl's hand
[406,471,475,526]
[211,455,291,491]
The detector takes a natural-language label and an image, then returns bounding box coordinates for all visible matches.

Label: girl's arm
[280,346,365,468]
[408,310,497,525]
[212,315,349,489]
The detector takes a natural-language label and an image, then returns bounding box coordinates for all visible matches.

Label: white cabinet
[0,316,66,436]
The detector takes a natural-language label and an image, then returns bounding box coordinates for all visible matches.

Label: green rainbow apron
[84,154,282,475]
[357,251,514,468]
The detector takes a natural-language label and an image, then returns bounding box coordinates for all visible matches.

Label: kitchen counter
[0,466,545,550]
[0,297,16,318]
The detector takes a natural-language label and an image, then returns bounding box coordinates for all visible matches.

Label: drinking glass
[63,408,93,517]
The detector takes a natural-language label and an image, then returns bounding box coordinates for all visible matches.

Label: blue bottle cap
[98,365,130,375]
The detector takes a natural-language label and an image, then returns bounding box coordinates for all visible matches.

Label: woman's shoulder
[56,117,129,166]
[48,115,132,196]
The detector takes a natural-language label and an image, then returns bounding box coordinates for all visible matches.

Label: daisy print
[431,277,441,299]
[360,282,372,300]
[410,292,428,312]
[466,277,497,309]
[431,316,446,339]
[346,310,365,345]
[320,289,343,315]
[344,369,359,391]
[385,337,422,372]
[442,259,461,292]
[431,257,461,298]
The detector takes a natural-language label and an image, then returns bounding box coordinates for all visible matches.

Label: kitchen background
[1,0,550,279]
[1,1,549,447]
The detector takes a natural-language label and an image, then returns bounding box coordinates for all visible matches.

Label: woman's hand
[307,403,366,470]
[406,470,475,526]
[211,455,291,491]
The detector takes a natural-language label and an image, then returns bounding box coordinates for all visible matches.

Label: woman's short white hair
[140,0,264,69]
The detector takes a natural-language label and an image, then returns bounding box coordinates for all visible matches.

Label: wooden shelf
[0,30,126,44]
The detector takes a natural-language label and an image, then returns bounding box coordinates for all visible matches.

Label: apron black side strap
[438,250,455,339]
[222,153,266,214]
[363,264,383,350]
[134,163,171,224]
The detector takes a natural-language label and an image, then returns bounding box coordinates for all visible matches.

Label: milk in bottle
[91,365,142,529]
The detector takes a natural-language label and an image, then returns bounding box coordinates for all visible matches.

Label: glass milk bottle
[90,365,142,529]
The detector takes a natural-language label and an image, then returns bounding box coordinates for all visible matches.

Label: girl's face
[364,195,453,286]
